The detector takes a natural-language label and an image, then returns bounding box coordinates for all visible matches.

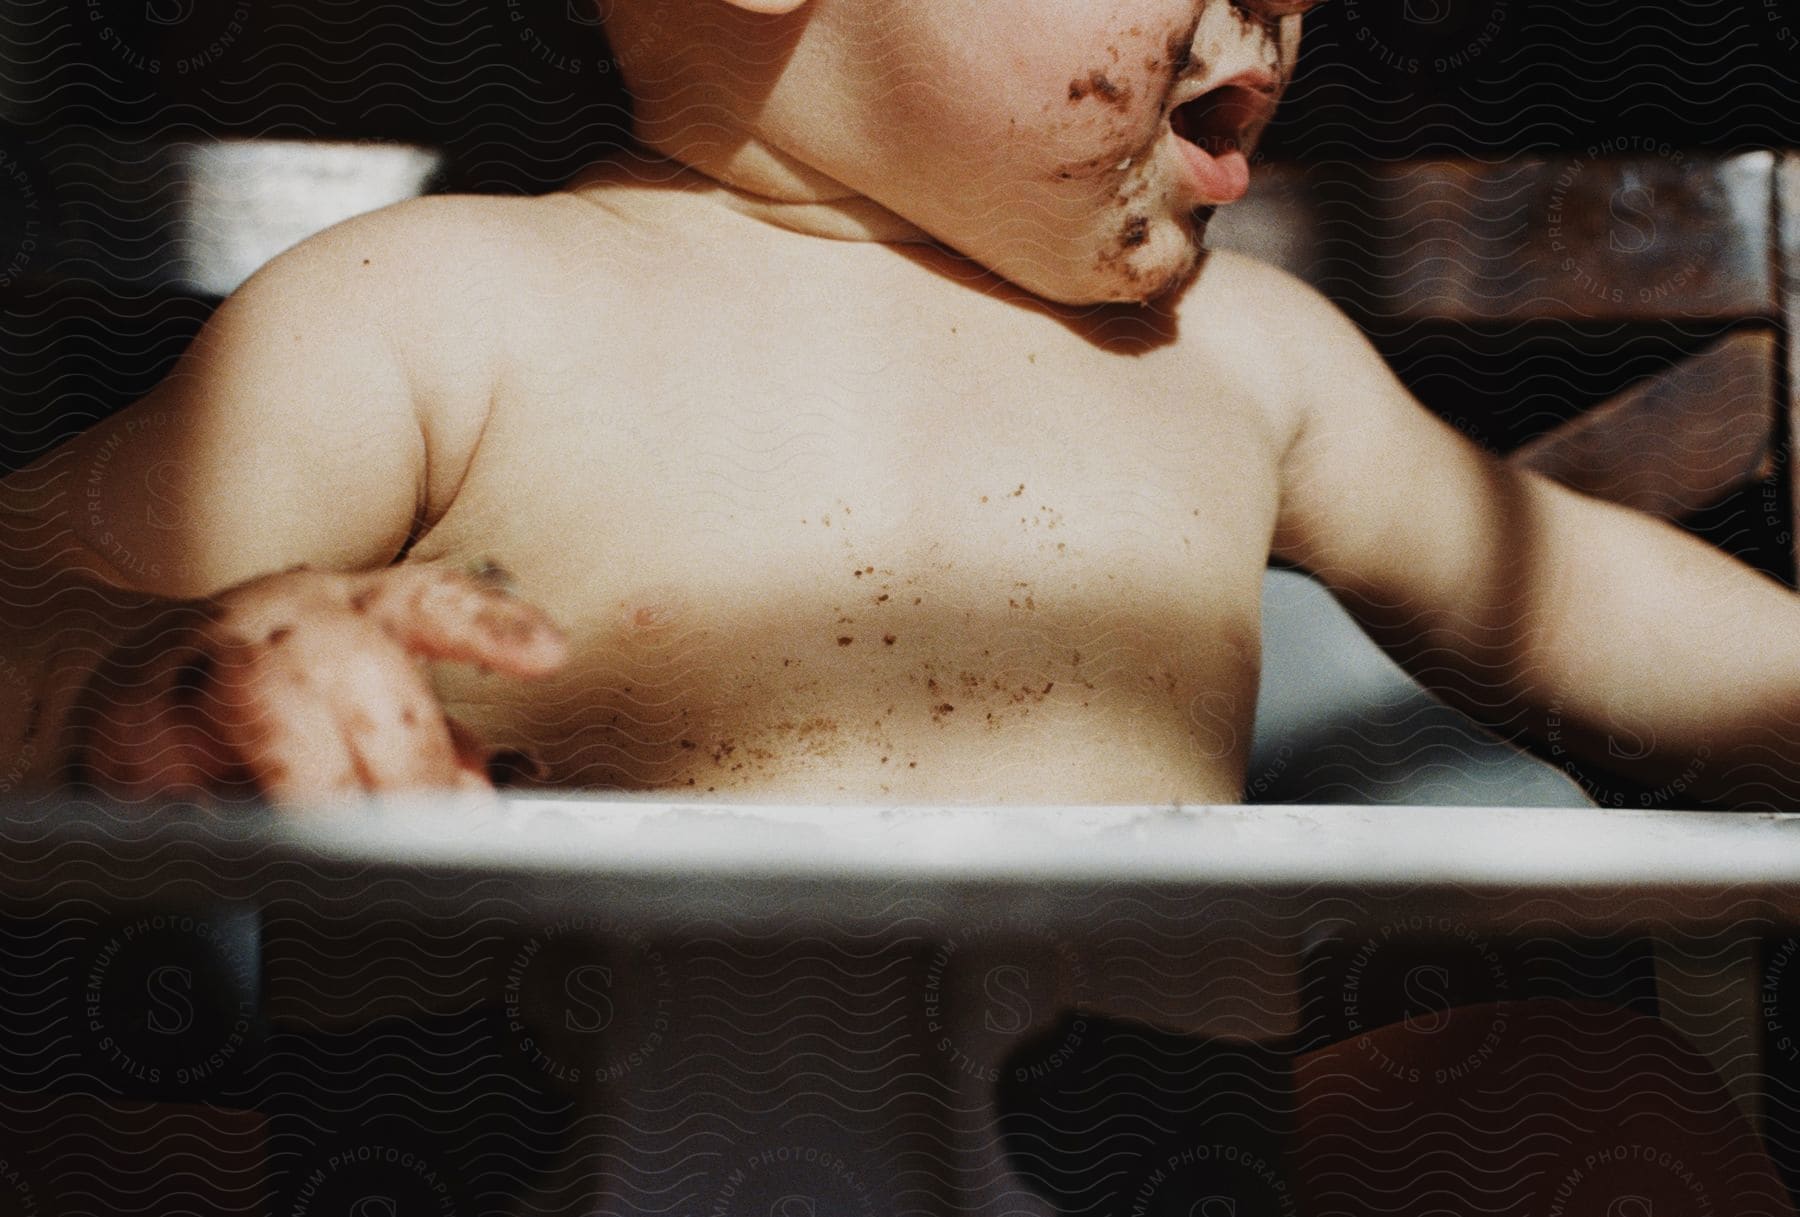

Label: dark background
[1270,0,1800,587]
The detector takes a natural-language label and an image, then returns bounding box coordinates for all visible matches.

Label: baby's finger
[323,646,465,792]
[214,666,362,807]
[347,565,569,678]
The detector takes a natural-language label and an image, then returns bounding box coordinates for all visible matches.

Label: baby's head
[600,0,1316,305]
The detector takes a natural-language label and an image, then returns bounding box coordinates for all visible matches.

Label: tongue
[1191,146,1251,203]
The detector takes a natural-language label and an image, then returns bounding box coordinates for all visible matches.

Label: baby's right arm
[0,197,567,805]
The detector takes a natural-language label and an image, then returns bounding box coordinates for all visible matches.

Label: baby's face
[796,0,1316,304]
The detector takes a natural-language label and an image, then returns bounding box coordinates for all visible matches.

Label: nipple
[629,603,678,631]
[620,587,684,634]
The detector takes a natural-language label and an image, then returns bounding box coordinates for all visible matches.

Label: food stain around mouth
[1068,70,1131,109]
[1166,20,1200,84]
[1095,208,1174,291]
[1052,22,1205,189]
[1051,153,1119,182]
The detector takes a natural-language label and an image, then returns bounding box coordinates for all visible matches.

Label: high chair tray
[5,796,1797,933]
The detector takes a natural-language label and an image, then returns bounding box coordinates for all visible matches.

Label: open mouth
[1171,85,1267,155]
[1168,84,1275,203]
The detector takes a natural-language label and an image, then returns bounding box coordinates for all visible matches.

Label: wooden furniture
[1212,151,1791,545]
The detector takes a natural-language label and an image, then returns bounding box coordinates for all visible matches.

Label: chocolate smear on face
[1166,30,1194,79]
[1068,70,1131,108]
[1166,13,1205,85]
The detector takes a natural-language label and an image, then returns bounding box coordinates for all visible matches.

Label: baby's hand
[62,563,568,807]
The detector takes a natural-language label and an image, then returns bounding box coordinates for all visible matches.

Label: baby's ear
[718,0,808,12]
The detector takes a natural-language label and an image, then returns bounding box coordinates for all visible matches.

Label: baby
[3,0,1797,808]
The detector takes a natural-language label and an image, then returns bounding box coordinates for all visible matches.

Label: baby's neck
[575,141,929,247]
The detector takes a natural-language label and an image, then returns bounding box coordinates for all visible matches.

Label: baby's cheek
[1041,110,1152,186]
[1042,36,1180,168]
[872,75,1025,194]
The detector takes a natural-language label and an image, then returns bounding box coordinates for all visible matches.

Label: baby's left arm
[1254,259,1800,809]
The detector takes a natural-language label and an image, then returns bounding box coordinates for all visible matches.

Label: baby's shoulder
[1177,248,1354,368]
[1169,247,1386,433]
[273,192,579,302]
[248,191,613,384]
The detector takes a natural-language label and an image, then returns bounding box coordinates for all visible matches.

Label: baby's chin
[1000,208,1209,308]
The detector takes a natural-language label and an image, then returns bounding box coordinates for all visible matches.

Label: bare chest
[413,324,1283,803]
